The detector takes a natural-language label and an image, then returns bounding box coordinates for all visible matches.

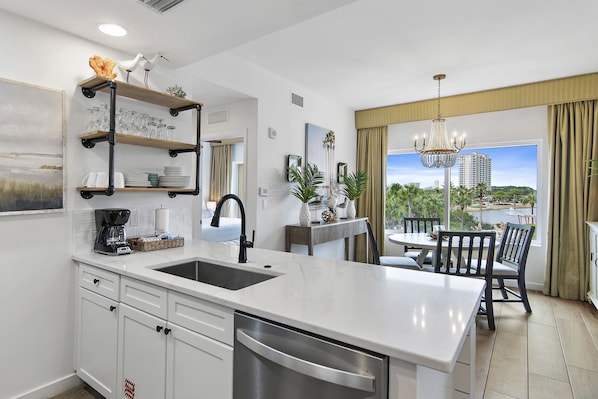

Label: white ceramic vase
[299,202,311,226]
[346,199,356,219]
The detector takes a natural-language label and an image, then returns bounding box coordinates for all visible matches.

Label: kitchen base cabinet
[118,303,233,399]
[75,264,120,399]
[166,322,233,399]
[117,303,167,399]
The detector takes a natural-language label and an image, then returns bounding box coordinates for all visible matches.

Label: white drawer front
[79,263,120,301]
[120,277,167,319]
[168,291,234,345]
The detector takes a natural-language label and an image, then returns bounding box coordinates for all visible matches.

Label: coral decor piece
[88,55,118,80]
[166,85,187,98]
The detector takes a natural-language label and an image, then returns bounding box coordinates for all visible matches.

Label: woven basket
[128,237,184,252]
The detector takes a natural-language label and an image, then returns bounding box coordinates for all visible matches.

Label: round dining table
[388,232,442,267]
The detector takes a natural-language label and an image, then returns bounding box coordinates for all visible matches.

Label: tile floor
[477,290,598,398]
[53,291,598,399]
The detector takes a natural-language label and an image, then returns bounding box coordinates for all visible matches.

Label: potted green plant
[288,163,324,226]
[341,170,368,219]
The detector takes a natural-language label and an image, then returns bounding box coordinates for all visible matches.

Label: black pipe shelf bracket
[170,103,201,117]
[81,79,116,99]
[77,76,202,199]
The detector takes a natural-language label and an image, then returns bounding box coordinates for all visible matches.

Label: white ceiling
[2,0,598,110]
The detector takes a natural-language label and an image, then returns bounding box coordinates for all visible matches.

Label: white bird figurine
[117,53,146,83]
[141,54,169,87]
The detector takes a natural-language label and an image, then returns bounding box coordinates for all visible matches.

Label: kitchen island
[73,240,484,398]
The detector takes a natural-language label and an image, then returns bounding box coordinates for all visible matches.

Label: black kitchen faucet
[210,194,254,263]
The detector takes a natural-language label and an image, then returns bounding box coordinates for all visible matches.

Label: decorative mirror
[337,162,347,183]
[287,154,302,182]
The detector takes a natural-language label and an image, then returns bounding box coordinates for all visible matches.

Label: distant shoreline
[465,204,532,212]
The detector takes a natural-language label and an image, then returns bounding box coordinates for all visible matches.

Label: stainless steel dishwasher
[234,312,388,399]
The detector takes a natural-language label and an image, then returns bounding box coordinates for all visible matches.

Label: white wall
[0,10,356,398]
[0,11,193,399]
[385,106,549,291]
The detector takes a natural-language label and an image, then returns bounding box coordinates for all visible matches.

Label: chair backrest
[433,230,496,278]
[495,222,535,273]
[404,217,441,233]
[403,217,441,251]
[365,220,381,265]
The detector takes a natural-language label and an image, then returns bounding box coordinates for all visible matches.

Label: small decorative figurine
[166,85,187,98]
[89,55,118,80]
[321,208,335,223]
[118,53,146,83]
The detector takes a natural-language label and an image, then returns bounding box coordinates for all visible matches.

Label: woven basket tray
[128,237,184,252]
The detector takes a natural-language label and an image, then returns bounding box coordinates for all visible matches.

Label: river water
[468,208,534,226]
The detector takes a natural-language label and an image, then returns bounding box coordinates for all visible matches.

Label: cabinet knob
[93,278,100,284]
[156,326,164,333]
[109,305,116,312]
[164,328,171,335]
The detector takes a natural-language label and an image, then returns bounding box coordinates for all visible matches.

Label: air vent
[291,92,304,108]
[207,109,229,126]
[135,0,184,13]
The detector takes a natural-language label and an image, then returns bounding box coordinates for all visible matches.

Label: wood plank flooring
[53,291,598,399]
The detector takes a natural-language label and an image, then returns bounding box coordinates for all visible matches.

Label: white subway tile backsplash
[72,206,192,252]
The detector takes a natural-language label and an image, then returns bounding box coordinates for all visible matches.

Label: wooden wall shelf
[78,76,202,109]
[77,76,202,199]
[79,131,196,151]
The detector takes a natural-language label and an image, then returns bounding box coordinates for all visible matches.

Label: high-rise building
[459,152,492,189]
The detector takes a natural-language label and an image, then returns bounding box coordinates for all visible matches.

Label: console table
[285,217,368,260]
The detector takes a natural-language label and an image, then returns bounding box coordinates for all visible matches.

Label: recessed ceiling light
[98,23,127,37]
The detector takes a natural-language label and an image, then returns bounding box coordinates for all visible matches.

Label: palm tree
[523,193,537,215]
[453,185,473,229]
[385,183,405,229]
[474,182,489,226]
[399,184,422,217]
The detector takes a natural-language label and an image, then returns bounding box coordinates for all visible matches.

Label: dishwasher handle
[236,329,375,393]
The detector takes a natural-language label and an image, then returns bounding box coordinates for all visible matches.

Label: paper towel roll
[155,208,170,234]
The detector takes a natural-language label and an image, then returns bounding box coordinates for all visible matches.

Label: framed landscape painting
[0,78,65,215]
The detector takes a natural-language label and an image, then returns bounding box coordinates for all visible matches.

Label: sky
[387,145,537,189]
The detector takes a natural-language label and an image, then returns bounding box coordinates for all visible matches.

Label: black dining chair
[491,222,535,313]
[433,230,497,330]
[403,217,441,264]
[365,221,420,269]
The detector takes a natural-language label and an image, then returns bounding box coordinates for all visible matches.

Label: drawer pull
[109,305,116,312]
[156,325,163,333]
[164,328,171,335]
[93,278,100,284]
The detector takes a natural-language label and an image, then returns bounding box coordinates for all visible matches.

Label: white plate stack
[124,172,152,187]
[159,166,191,188]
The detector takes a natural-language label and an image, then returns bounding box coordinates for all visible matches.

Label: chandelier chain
[437,77,441,119]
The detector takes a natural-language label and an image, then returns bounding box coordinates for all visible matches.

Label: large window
[386,145,538,232]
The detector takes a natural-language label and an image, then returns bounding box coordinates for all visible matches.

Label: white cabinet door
[590,226,598,309]
[165,322,233,399]
[76,287,118,399]
[118,303,167,399]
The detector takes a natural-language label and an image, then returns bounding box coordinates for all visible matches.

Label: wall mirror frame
[287,154,302,182]
[337,162,347,183]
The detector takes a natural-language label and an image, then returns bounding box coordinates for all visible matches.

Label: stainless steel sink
[155,261,277,290]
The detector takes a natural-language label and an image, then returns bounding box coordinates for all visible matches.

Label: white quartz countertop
[73,240,485,373]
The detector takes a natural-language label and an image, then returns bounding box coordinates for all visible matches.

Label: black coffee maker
[94,208,132,255]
